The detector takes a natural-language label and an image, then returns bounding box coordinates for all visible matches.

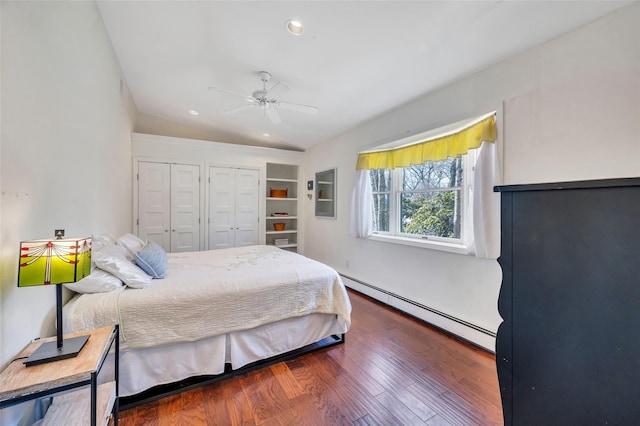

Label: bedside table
[0,325,119,426]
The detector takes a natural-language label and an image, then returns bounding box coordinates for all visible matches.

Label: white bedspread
[63,245,351,351]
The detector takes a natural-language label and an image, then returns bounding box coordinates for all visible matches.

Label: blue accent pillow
[135,240,168,279]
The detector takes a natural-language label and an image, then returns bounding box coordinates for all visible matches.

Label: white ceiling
[97,1,632,151]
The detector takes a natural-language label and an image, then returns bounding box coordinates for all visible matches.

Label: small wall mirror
[315,168,336,218]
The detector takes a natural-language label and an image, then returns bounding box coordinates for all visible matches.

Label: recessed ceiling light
[263,133,270,137]
[286,20,304,36]
[188,109,199,116]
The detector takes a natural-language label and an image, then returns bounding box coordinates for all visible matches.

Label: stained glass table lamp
[18,237,92,366]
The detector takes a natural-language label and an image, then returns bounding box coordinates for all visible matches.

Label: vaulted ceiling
[97,1,632,150]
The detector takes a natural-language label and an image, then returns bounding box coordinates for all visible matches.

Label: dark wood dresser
[495,178,640,425]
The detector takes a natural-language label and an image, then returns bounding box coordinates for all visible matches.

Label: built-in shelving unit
[315,168,336,218]
[266,163,299,252]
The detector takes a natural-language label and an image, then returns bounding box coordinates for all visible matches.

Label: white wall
[132,133,304,167]
[303,3,640,347]
[0,0,4,372]
[135,112,262,148]
[0,2,136,422]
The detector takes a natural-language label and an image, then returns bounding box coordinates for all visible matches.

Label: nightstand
[0,325,119,426]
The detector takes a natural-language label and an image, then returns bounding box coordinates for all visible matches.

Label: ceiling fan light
[286,20,304,36]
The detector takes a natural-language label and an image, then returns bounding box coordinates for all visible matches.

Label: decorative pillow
[135,240,168,279]
[116,233,146,261]
[92,244,152,289]
[64,269,123,294]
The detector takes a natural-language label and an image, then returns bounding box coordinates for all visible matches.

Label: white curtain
[469,141,501,259]
[349,169,373,238]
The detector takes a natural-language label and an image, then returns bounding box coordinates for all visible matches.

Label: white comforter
[63,245,351,351]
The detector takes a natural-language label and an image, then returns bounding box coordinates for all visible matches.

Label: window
[371,169,391,232]
[370,152,475,245]
[352,111,500,257]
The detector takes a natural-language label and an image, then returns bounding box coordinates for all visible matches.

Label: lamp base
[24,335,90,367]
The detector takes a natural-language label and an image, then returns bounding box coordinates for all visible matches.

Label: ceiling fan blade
[222,103,257,116]
[265,107,282,124]
[266,81,291,98]
[278,101,319,116]
[208,86,254,103]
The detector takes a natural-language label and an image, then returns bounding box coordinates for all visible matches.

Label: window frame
[370,150,477,254]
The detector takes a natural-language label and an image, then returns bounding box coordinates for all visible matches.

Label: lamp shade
[17,237,92,366]
[18,237,91,287]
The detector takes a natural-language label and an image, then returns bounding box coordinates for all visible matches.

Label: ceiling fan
[209,71,319,124]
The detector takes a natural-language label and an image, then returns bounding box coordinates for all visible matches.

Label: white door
[208,167,259,249]
[170,164,201,252]
[209,167,235,249]
[138,162,201,253]
[234,169,260,247]
[138,162,171,251]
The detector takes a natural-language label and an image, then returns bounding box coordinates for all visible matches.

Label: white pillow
[92,234,117,253]
[64,269,123,294]
[116,233,146,261]
[92,244,152,289]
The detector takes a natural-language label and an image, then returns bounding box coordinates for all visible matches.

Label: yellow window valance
[356,113,496,170]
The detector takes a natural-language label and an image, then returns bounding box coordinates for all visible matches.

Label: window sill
[368,234,470,255]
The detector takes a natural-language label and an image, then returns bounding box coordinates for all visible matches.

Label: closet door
[170,164,200,252]
[208,167,259,249]
[138,162,201,253]
[138,162,171,251]
[209,167,235,249]
[234,168,259,247]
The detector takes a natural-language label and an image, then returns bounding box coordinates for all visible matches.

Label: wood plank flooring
[117,289,503,425]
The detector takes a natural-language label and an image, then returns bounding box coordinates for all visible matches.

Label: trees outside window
[370,169,391,232]
[370,155,467,242]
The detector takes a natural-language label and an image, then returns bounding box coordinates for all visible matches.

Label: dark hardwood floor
[117,289,503,425]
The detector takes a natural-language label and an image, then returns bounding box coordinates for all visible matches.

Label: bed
[62,242,351,404]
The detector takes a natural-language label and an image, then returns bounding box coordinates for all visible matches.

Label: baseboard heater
[340,274,496,353]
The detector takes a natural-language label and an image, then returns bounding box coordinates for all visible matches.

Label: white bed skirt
[98,313,345,397]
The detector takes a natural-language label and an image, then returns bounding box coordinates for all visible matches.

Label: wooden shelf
[267,197,298,201]
[42,382,116,426]
[266,230,298,235]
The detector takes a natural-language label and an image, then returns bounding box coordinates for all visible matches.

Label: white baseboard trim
[341,275,496,353]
